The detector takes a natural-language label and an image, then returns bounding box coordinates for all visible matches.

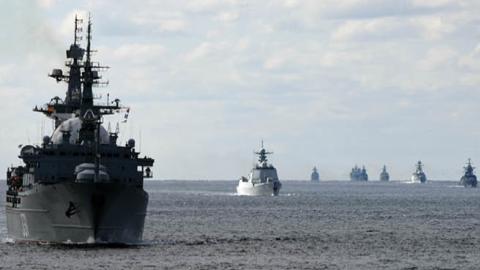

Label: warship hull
[5,182,148,244]
[236,181,281,196]
[411,174,426,183]
[459,176,477,188]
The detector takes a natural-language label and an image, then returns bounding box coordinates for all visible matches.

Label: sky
[0,0,480,180]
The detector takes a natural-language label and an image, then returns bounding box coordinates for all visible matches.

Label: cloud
[2,0,480,179]
[262,49,302,71]
[214,11,239,22]
[418,46,458,71]
[37,0,56,9]
[411,15,455,40]
[183,42,229,62]
[411,0,457,8]
[112,43,166,62]
[130,17,188,33]
[186,0,242,12]
[331,18,404,41]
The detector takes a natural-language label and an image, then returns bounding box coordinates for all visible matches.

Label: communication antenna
[86,13,92,63]
[73,15,83,45]
[139,129,142,153]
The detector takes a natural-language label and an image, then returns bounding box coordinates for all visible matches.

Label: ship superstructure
[459,159,477,188]
[411,161,427,183]
[236,142,282,196]
[350,165,368,181]
[311,166,320,182]
[379,165,390,181]
[5,16,154,244]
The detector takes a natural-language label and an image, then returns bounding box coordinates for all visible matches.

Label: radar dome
[51,117,109,145]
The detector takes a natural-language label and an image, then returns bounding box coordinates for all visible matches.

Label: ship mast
[255,140,272,164]
[80,15,101,181]
[465,158,474,175]
[66,15,83,106]
[35,14,121,127]
[82,15,94,108]
[416,161,423,173]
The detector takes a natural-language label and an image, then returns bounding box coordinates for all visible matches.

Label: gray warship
[350,165,368,181]
[459,159,477,188]
[310,166,319,182]
[379,165,390,181]
[411,161,427,183]
[5,16,154,244]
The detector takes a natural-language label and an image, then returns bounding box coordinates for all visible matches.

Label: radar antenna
[73,15,83,45]
[255,140,272,164]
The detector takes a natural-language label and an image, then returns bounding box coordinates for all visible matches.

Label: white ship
[411,161,427,183]
[237,142,281,196]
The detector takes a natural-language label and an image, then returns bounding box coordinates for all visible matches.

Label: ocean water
[0,180,479,269]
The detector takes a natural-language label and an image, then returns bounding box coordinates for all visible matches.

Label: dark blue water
[0,180,479,269]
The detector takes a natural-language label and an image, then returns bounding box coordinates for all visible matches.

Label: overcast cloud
[0,0,479,180]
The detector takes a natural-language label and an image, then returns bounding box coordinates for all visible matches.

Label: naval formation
[3,15,478,244]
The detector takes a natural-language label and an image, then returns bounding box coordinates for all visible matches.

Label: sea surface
[0,180,479,269]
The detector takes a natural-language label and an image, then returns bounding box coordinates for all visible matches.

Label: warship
[379,165,390,181]
[350,165,368,181]
[5,16,154,244]
[459,159,477,188]
[236,142,282,196]
[411,161,427,183]
[310,166,320,182]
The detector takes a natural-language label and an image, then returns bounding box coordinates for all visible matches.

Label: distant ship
[459,159,477,188]
[411,161,427,183]
[311,166,320,182]
[350,165,368,181]
[5,16,154,244]
[379,165,390,181]
[237,142,282,196]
